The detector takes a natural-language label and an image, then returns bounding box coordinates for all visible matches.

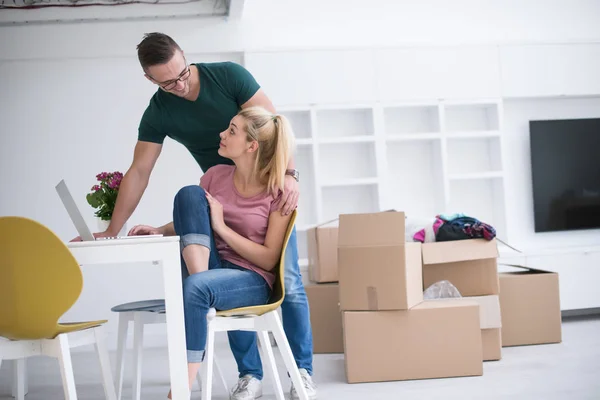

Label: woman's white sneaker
[230,375,263,400]
[290,368,317,400]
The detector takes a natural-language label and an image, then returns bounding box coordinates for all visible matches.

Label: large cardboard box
[338,212,423,311]
[305,283,343,353]
[482,328,502,361]
[343,300,483,383]
[422,239,499,296]
[499,267,562,346]
[307,221,339,283]
[434,295,502,361]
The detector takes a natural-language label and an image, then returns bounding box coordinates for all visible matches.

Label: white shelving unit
[280,99,507,265]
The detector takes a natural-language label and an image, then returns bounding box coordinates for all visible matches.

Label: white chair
[112,302,228,400]
[200,210,309,400]
[1,327,116,400]
[0,216,117,400]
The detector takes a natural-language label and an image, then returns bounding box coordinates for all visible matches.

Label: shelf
[445,130,501,139]
[316,108,375,138]
[383,105,440,135]
[322,184,380,222]
[318,142,377,181]
[386,133,441,141]
[446,136,503,175]
[283,110,312,139]
[444,103,500,132]
[317,135,375,144]
[448,178,506,236]
[449,171,504,181]
[296,146,318,227]
[295,138,313,146]
[385,140,445,218]
[320,177,379,188]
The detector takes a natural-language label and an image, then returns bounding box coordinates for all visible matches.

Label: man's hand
[128,225,162,236]
[277,175,299,216]
[69,230,115,242]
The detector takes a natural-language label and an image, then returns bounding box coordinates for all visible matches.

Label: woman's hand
[205,191,226,234]
[128,224,162,236]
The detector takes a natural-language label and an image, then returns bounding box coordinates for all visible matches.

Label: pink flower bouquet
[86,171,123,221]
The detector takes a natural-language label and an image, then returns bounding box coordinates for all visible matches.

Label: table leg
[161,250,190,400]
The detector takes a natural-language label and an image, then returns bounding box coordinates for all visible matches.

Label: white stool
[112,301,228,400]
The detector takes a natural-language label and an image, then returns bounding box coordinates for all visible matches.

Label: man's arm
[242,90,298,215]
[105,141,162,236]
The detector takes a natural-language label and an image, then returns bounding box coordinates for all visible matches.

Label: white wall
[0,53,242,348]
[2,0,600,61]
[2,0,600,343]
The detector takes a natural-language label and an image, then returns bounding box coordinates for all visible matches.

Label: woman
[130,106,295,398]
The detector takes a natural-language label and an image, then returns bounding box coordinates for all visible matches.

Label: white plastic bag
[423,280,462,300]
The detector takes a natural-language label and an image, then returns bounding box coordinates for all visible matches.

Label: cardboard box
[343,300,483,383]
[307,220,339,283]
[436,295,501,329]
[305,283,343,354]
[338,212,423,311]
[482,328,502,361]
[433,295,502,361]
[422,239,499,296]
[499,267,562,346]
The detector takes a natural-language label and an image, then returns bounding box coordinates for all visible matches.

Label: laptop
[55,179,163,241]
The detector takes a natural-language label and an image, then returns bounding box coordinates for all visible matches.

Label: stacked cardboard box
[305,220,344,354]
[422,239,503,361]
[338,212,484,383]
[499,266,562,347]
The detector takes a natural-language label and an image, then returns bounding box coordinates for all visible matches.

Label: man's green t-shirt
[138,62,261,172]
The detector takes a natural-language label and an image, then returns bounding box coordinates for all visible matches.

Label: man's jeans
[228,225,314,379]
[173,184,314,378]
[173,185,271,363]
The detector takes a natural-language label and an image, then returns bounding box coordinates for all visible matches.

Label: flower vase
[96,218,128,237]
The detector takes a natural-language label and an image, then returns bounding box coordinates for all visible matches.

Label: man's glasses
[157,65,191,91]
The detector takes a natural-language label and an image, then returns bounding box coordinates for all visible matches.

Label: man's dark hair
[137,32,181,72]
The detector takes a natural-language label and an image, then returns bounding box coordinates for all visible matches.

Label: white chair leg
[195,370,203,393]
[269,312,309,400]
[213,353,229,394]
[258,330,285,400]
[94,328,118,400]
[196,352,228,394]
[201,324,215,400]
[56,334,78,400]
[114,313,130,400]
[132,313,145,400]
[12,358,27,400]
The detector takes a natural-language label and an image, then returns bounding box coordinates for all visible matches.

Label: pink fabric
[200,165,281,288]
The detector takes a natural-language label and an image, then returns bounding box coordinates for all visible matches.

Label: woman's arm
[214,211,292,272]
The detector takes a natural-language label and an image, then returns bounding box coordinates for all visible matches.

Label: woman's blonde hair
[238,106,295,195]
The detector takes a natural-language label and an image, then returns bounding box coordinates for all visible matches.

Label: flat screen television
[529,118,600,232]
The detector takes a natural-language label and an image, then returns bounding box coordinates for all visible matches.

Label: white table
[68,236,190,400]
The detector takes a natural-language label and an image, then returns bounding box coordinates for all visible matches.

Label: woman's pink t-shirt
[200,165,282,288]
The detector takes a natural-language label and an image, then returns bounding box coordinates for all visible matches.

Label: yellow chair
[200,210,309,400]
[0,216,117,400]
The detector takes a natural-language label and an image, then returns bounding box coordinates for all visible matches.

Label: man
[89,33,316,399]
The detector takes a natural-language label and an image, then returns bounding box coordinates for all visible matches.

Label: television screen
[529,118,600,232]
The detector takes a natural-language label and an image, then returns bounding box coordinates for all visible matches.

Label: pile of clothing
[408,213,496,243]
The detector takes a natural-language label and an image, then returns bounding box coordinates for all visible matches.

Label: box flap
[422,239,498,264]
[338,212,405,247]
[499,263,556,275]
